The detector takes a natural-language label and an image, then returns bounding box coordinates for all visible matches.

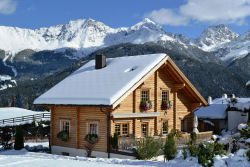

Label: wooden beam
[51,106,55,145]
[173,83,185,90]
[154,71,158,135]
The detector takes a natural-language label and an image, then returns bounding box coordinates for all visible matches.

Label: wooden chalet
[34,53,208,157]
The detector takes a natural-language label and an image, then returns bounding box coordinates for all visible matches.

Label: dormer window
[141,90,149,101]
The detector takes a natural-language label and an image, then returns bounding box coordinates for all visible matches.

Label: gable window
[162,121,168,135]
[141,90,149,101]
[89,123,98,134]
[141,123,148,136]
[61,120,70,133]
[162,91,169,101]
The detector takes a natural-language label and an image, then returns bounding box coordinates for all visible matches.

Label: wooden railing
[0,113,50,125]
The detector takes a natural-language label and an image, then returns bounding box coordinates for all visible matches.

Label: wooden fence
[0,113,50,125]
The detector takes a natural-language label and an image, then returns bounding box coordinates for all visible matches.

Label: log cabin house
[34,53,208,157]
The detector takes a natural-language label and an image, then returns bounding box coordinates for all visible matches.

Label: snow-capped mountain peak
[196,24,239,51]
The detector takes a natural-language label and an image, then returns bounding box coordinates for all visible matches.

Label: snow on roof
[212,97,250,104]
[0,107,48,120]
[34,53,167,105]
[194,104,228,119]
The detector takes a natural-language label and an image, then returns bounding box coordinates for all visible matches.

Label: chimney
[222,93,228,99]
[95,55,106,69]
[208,96,213,105]
[231,94,236,98]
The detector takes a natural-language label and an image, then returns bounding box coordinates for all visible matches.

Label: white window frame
[141,90,149,101]
[87,121,99,135]
[60,119,70,133]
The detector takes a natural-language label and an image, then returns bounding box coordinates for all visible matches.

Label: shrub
[213,142,224,156]
[14,126,24,150]
[190,132,197,145]
[240,126,250,138]
[247,150,250,161]
[110,132,119,150]
[197,143,214,167]
[187,143,198,157]
[182,148,188,160]
[85,134,98,157]
[163,135,177,161]
[135,136,161,160]
[57,131,69,142]
[0,127,13,150]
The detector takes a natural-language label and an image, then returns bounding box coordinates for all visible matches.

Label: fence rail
[0,113,50,125]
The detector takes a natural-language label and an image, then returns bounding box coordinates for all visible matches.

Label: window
[162,91,169,101]
[141,90,149,101]
[115,123,129,136]
[122,124,128,136]
[61,120,70,133]
[115,124,121,135]
[141,123,148,136]
[181,120,185,132]
[89,123,98,134]
[162,122,168,135]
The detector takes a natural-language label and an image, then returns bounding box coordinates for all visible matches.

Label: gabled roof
[34,53,207,107]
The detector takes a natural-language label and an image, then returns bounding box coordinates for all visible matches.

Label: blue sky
[0,0,250,38]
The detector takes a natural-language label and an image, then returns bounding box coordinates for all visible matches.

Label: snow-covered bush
[135,136,162,160]
[247,150,250,161]
[0,127,14,150]
[239,124,250,138]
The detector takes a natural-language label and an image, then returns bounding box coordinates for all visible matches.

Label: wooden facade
[46,56,207,154]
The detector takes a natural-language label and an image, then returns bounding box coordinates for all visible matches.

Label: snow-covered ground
[0,141,249,167]
[0,148,249,167]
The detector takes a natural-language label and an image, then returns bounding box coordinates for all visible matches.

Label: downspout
[100,106,111,158]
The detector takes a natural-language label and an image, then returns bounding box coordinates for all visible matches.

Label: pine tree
[14,126,24,150]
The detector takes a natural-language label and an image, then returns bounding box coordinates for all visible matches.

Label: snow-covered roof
[34,53,167,106]
[212,97,250,104]
[0,107,48,120]
[194,104,228,119]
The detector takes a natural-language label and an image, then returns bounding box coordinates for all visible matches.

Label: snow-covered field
[0,107,49,120]
[0,142,249,167]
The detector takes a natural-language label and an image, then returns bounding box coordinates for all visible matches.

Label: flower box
[140,100,152,111]
[161,100,173,110]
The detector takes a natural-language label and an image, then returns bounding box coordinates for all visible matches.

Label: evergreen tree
[14,126,24,150]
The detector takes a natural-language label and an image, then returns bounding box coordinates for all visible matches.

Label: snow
[34,53,167,105]
[213,97,250,104]
[238,123,248,131]
[0,18,174,59]
[247,80,250,87]
[194,104,228,119]
[0,107,49,120]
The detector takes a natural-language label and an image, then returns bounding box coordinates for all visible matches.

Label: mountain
[1,42,249,109]
[0,18,249,63]
[194,24,239,51]
[0,18,250,105]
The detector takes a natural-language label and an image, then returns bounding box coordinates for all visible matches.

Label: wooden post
[77,107,80,149]
[154,71,158,135]
[51,106,55,145]
[173,91,177,130]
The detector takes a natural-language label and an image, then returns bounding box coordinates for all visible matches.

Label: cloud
[146,0,250,26]
[146,8,188,26]
[0,0,17,15]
